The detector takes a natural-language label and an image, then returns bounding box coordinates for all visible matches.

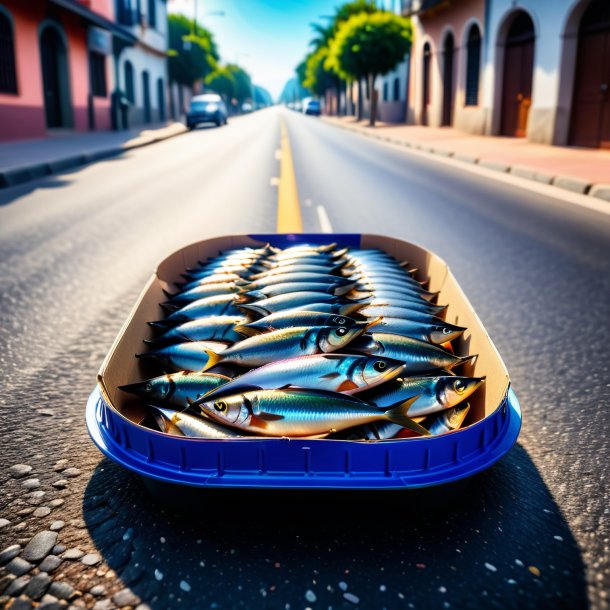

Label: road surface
[0,108,608,610]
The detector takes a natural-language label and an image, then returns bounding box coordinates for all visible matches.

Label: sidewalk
[0,122,188,189]
[323,116,610,202]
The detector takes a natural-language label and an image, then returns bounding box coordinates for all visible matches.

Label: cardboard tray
[86,233,521,489]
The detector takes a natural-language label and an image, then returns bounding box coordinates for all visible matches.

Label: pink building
[0,0,134,141]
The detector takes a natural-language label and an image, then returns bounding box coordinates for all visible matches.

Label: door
[500,12,534,137]
[142,70,151,123]
[157,78,165,122]
[442,33,454,126]
[40,26,71,128]
[570,0,610,148]
[422,43,431,126]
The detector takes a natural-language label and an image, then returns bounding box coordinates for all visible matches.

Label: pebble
[0,574,16,594]
[6,557,34,576]
[528,566,541,577]
[81,553,102,566]
[8,596,34,610]
[37,409,55,417]
[0,518,10,529]
[93,600,114,610]
[62,468,81,478]
[63,548,85,560]
[49,499,65,508]
[39,594,63,610]
[53,460,69,472]
[48,581,74,600]
[515,559,524,567]
[22,479,41,489]
[22,531,58,562]
[484,563,497,572]
[6,575,31,596]
[338,581,348,591]
[179,580,191,593]
[24,573,52,600]
[52,480,68,489]
[50,521,66,531]
[343,592,360,605]
[154,569,163,581]
[89,584,106,596]
[52,545,66,555]
[305,590,317,603]
[34,507,52,518]
[113,587,140,606]
[17,509,34,516]
[554,535,564,542]
[10,464,33,478]
[39,555,62,573]
[0,544,22,565]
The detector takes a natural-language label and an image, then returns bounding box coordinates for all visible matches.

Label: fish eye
[373,361,386,372]
[145,383,152,392]
[214,401,227,412]
[454,380,465,393]
[442,327,453,335]
[336,327,347,336]
[333,317,346,325]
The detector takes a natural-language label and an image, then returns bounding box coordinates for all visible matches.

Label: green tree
[168,14,219,87]
[303,47,335,98]
[328,11,412,126]
[225,64,252,105]
[205,67,236,102]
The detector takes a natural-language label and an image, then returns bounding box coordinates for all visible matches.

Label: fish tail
[334,281,358,296]
[398,260,410,268]
[236,303,268,318]
[200,348,222,372]
[160,301,180,312]
[235,278,249,287]
[456,354,478,369]
[385,396,431,436]
[148,320,174,329]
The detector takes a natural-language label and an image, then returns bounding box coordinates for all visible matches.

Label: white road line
[317,205,333,233]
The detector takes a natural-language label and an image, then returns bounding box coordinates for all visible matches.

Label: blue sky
[168,0,345,100]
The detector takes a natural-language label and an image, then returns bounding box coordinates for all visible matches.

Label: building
[0,0,137,142]
[114,0,169,129]
[405,0,610,148]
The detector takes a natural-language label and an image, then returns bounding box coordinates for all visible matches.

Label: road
[0,107,608,610]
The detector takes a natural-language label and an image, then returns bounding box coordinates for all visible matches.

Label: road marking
[276,119,303,233]
[274,149,282,160]
[316,205,333,233]
[269,177,279,186]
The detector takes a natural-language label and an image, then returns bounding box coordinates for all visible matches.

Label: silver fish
[359,303,447,317]
[166,282,240,305]
[152,407,242,439]
[249,262,347,279]
[243,281,358,300]
[154,294,243,325]
[236,272,355,290]
[136,340,229,372]
[237,311,359,336]
[373,317,466,344]
[145,315,248,345]
[237,292,369,317]
[198,389,428,437]
[428,404,471,435]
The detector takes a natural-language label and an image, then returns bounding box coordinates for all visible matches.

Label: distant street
[0,107,608,609]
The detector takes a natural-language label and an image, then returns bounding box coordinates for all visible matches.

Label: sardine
[165,282,240,305]
[249,262,347,279]
[198,354,406,401]
[359,303,447,318]
[145,315,248,345]
[236,272,355,290]
[237,292,369,317]
[373,317,466,344]
[136,340,229,372]
[119,371,231,407]
[152,407,242,438]
[236,311,359,336]
[243,281,358,300]
[154,294,243,325]
[428,404,471,435]
[197,389,429,437]
[359,375,485,416]
[347,332,475,373]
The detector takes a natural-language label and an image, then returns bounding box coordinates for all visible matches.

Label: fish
[200,323,374,371]
[286,302,367,316]
[153,294,243,325]
[165,282,241,305]
[236,311,359,336]
[355,287,438,303]
[359,375,485,416]
[197,354,406,401]
[372,317,466,344]
[270,242,338,254]
[197,389,429,437]
[178,271,244,284]
[428,404,471,435]
[267,249,346,263]
[236,272,356,290]
[136,340,229,372]
[359,303,447,318]
[347,332,475,374]
[151,407,242,438]
[249,262,347,280]
[119,371,231,407]
[243,281,358,300]
[145,315,248,345]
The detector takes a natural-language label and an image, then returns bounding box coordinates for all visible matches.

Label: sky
[167,0,345,100]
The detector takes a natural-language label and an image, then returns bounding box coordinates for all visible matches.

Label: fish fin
[162,287,177,299]
[233,324,261,337]
[333,247,349,257]
[235,278,249,287]
[242,289,265,300]
[257,412,284,421]
[320,372,341,380]
[385,396,431,436]
[456,354,478,369]
[398,260,410,268]
[236,303,267,318]
[406,267,418,275]
[148,320,173,329]
[200,349,222,373]
[337,379,359,392]
[160,301,180,312]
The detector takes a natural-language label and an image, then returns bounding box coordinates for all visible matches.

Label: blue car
[186,94,228,129]
[304,99,321,116]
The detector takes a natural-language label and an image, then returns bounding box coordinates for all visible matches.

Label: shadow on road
[84,444,587,609]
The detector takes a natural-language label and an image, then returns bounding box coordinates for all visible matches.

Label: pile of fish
[120,243,484,440]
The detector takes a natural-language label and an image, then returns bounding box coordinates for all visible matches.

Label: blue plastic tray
[86,233,522,490]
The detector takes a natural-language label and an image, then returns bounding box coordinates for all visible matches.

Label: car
[303,99,321,116]
[186,94,228,128]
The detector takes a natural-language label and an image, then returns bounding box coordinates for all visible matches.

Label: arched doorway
[142,70,151,123]
[442,32,455,126]
[500,11,534,137]
[422,42,431,125]
[40,24,72,128]
[569,0,610,148]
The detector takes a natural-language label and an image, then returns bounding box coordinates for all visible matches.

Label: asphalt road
[0,107,608,610]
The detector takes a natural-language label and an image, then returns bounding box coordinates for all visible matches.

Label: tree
[303,47,335,98]
[168,14,219,87]
[225,64,252,104]
[328,12,412,126]
[205,67,236,102]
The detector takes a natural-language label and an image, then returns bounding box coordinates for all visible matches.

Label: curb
[323,119,610,204]
[0,124,188,190]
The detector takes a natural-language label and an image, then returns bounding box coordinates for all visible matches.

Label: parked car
[303,99,321,116]
[186,94,228,128]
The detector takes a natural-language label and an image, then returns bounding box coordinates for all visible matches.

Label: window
[89,52,107,97]
[147,0,156,28]
[465,24,481,106]
[0,10,17,94]
[124,60,134,102]
[393,77,400,101]
[383,81,388,101]
[422,42,431,107]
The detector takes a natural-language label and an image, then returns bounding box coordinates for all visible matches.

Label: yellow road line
[276,119,303,233]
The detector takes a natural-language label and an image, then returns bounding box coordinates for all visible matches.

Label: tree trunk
[357,78,363,121]
[369,73,378,127]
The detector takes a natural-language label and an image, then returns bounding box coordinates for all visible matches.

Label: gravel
[0,544,22,565]
[39,555,62,573]
[0,518,10,529]
[33,507,52,518]
[22,479,40,489]
[89,584,106,596]
[112,588,140,606]
[81,553,102,566]
[6,557,34,576]
[51,480,68,489]
[48,581,74,600]
[24,573,52,600]
[21,531,58,562]
[5,575,31,596]
[63,548,85,560]
[8,596,34,610]
[10,464,33,478]
[62,468,82,478]
[50,521,66,531]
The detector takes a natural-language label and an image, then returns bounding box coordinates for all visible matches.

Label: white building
[114,0,169,127]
